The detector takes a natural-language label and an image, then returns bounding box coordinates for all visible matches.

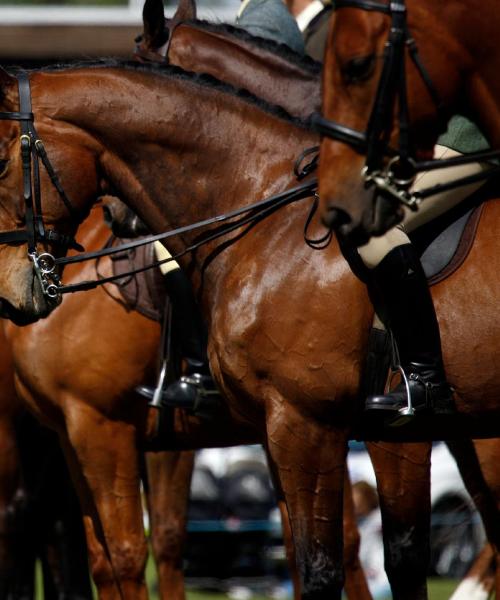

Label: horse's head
[0,69,101,324]
[138,0,197,58]
[318,3,463,245]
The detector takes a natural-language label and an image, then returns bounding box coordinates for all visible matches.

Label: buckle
[389,2,406,13]
[180,374,219,398]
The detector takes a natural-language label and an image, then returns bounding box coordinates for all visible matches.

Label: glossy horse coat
[0,42,498,600]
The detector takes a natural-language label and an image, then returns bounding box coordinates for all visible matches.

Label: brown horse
[136,7,500,595]
[135,8,437,595]
[0,327,92,599]
[3,208,221,600]
[317,0,500,238]
[0,56,498,600]
[0,16,369,595]
[138,0,321,120]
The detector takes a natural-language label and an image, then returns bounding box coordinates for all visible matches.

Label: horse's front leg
[145,450,195,600]
[367,441,432,600]
[62,400,148,600]
[265,401,349,600]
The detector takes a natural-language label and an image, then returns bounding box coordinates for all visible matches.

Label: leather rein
[312,0,500,210]
[0,72,319,299]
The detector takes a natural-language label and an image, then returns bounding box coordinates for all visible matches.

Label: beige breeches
[357,145,491,269]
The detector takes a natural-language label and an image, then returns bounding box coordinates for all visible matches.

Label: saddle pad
[111,237,166,322]
[419,204,483,286]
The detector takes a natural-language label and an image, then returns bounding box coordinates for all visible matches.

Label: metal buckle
[29,251,62,299]
[362,164,420,210]
[386,155,417,187]
[37,252,56,274]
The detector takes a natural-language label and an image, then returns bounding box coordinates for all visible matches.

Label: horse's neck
[169,24,321,118]
[38,67,316,257]
[459,0,500,145]
[412,0,500,146]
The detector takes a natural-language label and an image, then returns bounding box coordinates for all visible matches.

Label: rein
[312,0,500,209]
[51,178,318,295]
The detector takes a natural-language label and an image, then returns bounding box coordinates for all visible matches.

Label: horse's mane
[184,19,322,76]
[28,59,311,130]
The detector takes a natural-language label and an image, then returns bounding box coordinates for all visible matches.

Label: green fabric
[437,115,490,154]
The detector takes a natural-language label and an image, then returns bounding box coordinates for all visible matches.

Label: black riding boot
[364,244,455,418]
[138,268,219,410]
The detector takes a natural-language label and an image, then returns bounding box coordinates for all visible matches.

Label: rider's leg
[357,146,490,415]
[152,242,218,407]
[155,243,208,372]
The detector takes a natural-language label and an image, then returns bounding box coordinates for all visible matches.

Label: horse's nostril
[322,207,352,231]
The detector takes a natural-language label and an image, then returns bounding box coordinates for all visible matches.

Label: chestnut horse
[0,58,498,600]
[135,4,437,596]
[317,0,500,239]
[0,15,370,595]
[0,328,92,599]
[137,4,500,595]
[3,207,248,600]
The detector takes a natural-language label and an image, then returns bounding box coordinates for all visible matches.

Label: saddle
[411,180,493,285]
[110,237,166,321]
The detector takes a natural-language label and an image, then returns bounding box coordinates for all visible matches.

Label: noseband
[0,73,82,297]
[313,0,500,209]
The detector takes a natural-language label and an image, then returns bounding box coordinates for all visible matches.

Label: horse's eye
[342,54,376,84]
[0,159,9,178]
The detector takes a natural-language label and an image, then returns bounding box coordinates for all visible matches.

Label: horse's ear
[173,0,197,21]
[143,0,167,47]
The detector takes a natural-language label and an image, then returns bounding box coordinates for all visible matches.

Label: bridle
[312,0,500,210]
[0,72,82,297]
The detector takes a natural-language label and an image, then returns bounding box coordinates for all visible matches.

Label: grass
[181,579,459,600]
[36,558,460,599]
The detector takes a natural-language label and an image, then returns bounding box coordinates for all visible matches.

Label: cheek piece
[0,72,83,298]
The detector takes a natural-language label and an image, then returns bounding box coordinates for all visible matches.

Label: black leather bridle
[312,0,500,209]
[0,72,82,297]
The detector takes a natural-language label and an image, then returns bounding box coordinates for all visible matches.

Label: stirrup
[148,357,169,410]
[388,365,415,427]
